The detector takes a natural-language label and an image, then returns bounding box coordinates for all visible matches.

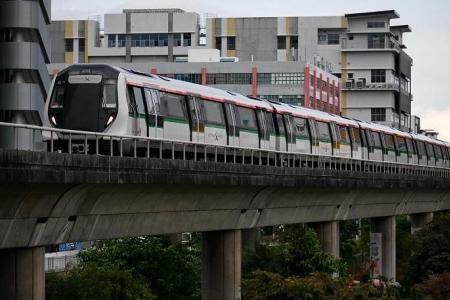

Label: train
[44,64,450,168]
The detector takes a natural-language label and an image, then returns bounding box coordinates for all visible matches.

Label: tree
[46,264,154,300]
[409,211,450,283]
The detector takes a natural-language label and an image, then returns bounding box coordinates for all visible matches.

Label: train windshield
[49,65,119,132]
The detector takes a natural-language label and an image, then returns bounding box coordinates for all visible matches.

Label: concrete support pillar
[202,230,241,300]
[0,247,45,300]
[410,212,433,234]
[370,216,396,281]
[310,221,340,257]
[242,228,261,251]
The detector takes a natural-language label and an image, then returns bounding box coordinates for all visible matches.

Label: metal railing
[1,121,449,179]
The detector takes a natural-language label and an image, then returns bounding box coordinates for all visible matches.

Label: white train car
[44,64,450,171]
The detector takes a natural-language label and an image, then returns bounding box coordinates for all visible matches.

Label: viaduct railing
[1,121,449,179]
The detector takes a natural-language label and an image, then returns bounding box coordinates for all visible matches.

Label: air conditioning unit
[345,80,353,89]
[356,80,364,88]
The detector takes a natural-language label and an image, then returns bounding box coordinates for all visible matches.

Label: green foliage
[46,264,154,300]
[412,272,450,300]
[243,225,346,278]
[409,212,450,283]
[46,235,201,299]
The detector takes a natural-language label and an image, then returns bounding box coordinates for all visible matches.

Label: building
[49,8,202,64]
[207,10,414,131]
[0,0,52,149]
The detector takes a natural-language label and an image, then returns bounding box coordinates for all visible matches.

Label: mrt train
[44,64,450,168]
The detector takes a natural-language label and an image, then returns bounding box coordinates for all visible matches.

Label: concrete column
[242,228,261,252]
[202,230,241,300]
[310,221,340,257]
[370,216,396,281]
[410,212,433,234]
[0,247,45,300]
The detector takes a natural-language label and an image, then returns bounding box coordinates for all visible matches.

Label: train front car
[45,65,121,153]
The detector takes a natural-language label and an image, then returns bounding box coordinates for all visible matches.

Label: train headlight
[106,113,117,126]
[51,116,57,126]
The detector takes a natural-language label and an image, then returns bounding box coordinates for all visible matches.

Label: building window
[290,36,298,49]
[371,108,386,122]
[371,70,386,83]
[318,34,327,42]
[368,21,385,28]
[183,33,192,47]
[117,34,126,47]
[368,33,385,49]
[206,73,252,85]
[65,39,73,52]
[107,34,116,48]
[348,34,354,40]
[174,74,201,84]
[257,73,304,85]
[174,33,182,46]
[215,37,222,50]
[327,34,340,45]
[227,37,236,50]
[277,36,286,49]
[79,39,85,52]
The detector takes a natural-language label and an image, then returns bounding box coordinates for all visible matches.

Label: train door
[284,115,295,152]
[425,143,436,166]
[274,114,287,152]
[225,103,239,147]
[265,112,277,151]
[405,138,416,165]
[129,86,147,137]
[187,96,205,144]
[395,136,408,164]
[201,99,227,145]
[143,88,163,139]
[383,134,397,163]
[415,140,428,166]
[256,110,269,150]
[292,116,311,154]
[330,123,339,156]
[360,129,369,160]
[350,127,362,159]
[160,92,190,141]
[308,119,319,155]
[316,121,332,156]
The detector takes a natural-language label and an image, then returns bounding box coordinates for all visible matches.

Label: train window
[293,117,310,140]
[405,138,415,155]
[434,145,443,159]
[338,125,351,145]
[443,146,450,160]
[426,143,435,159]
[309,120,319,145]
[351,127,361,149]
[265,112,275,135]
[160,92,186,119]
[384,134,396,152]
[396,136,407,154]
[368,131,382,150]
[416,141,426,158]
[275,114,286,136]
[144,88,161,114]
[316,121,331,142]
[126,86,137,113]
[102,80,117,109]
[237,106,258,130]
[132,87,146,116]
[50,84,66,108]
[361,129,369,148]
[202,99,225,125]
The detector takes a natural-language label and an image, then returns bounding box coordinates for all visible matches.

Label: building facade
[50,9,202,64]
[0,0,52,149]
[207,10,414,131]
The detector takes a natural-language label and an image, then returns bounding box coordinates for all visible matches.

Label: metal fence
[45,250,80,273]
[1,121,449,179]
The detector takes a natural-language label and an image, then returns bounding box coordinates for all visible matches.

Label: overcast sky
[52,0,450,140]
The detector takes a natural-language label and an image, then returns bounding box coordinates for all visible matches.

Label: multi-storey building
[0,0,52,149]
[49,9,202,64]
[207,10,414,131]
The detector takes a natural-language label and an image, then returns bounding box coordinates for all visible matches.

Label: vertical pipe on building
[168,12,174,62]
[125,12,132,63]
[251,66,257,97]
[312,70,317,110]
[319,73,323,111]
[337,81,341,115]
[326,78,330,113]
[332,80,335,114]
[304,65,310,108]
[201,65,207,85]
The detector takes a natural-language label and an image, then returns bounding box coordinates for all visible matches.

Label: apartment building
[1,0,51,149]
[49,8,201,64]
[207,10,415,131]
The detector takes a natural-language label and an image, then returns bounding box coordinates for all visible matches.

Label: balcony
[341,37,401,52]
[342,80,399,91]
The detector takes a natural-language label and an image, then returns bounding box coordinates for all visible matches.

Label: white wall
[104,14,126,34]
